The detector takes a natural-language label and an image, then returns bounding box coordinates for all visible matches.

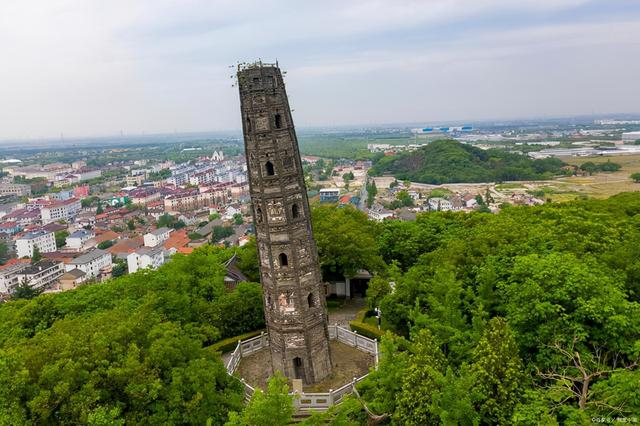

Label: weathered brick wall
[238,63,332,384]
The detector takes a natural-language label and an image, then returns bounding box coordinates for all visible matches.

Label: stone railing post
[260,331,266,348]
[375,339,379,369]
[328,389,334,405]
[238,340,243,357]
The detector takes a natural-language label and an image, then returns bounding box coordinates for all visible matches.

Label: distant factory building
[622,131,640,143]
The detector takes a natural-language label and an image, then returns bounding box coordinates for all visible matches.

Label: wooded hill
[369,140,567,184]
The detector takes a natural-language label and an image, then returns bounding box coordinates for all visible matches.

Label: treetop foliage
[369,140,567,184]
[0,244,261,424]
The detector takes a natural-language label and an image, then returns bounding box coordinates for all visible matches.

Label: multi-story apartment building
[14,260,64,290]
[3,208,41,227]
[0,261,30,293]
[143,227,172,247]
[66,229,95,250]
[0,221,22,235]
[188,168,216,186]
[125,174,145,187]
[0,183,31,197]
[66,249,112,279]
[16,229,57,258]
[164,190,215,212]
[127,246,165,274]
[71,160,86,170]
[129,188,161,205]
[41,198,81,224]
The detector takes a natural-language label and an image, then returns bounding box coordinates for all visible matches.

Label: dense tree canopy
[2,192,640,424]
[0,245,261,424]
[357,192,640,424]
[369,140,566,184]
[311,204,384,279]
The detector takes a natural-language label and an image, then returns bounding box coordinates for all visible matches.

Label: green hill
[369,140,566,184]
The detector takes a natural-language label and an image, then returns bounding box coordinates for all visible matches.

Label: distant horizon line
[2,112,640,144]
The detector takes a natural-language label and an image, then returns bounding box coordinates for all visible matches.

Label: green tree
[226,372,294,426]
[126,219,135,231]
[157,213,176,228]
[11,279,41,300]
[366,179,378,208]
[97,240,114,250]
[236,238,260,282]
[395,189,414,207]
[358,334,411,416]
[31,246,42,263]
[395,329,446,425]
[312,205,384,279]
[631,172,640,183]
[470,318,524,425]
[0,245,266,424]
[172,220,186,230]
[111,258,127,278]
[233,213,244,226]
[212,226,234,243]
[55,230,69,248]
[0,242,8,265]
[96,202,104,214]
[580,161,598,175]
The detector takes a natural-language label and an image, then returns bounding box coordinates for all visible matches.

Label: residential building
[129,188,161,205]
[66,229,95,250]
[462,193,478,209]
[49,190,74,201]
[144,227,171,247]
[127,246,165,273]
[188,168,216,186]
[448,196,465,211]
[428,197,453,212]
[71,160,87,170]
[16,229,57,258]
[107,236,144,260]
[66,249,112,279]
[14,260,64,290]
[319,188,340,203]
[0,260,30,293]
[3,208,41,227]
[73,184,90,199]
[59,269,87,290]
[0,221,21,235]
[41,198,81,224]
[164,190,215,212]
[0,183,31,197]
[126,174,145,187]
[367,206,394,222]
[74,169,102,181]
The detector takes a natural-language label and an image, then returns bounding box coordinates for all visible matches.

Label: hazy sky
[1,0,639,139]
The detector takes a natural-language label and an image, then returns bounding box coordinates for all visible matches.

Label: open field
[554,154,640,199]
[389,154,640,202]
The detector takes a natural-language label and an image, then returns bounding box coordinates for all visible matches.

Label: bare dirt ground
[235,340,374,392]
